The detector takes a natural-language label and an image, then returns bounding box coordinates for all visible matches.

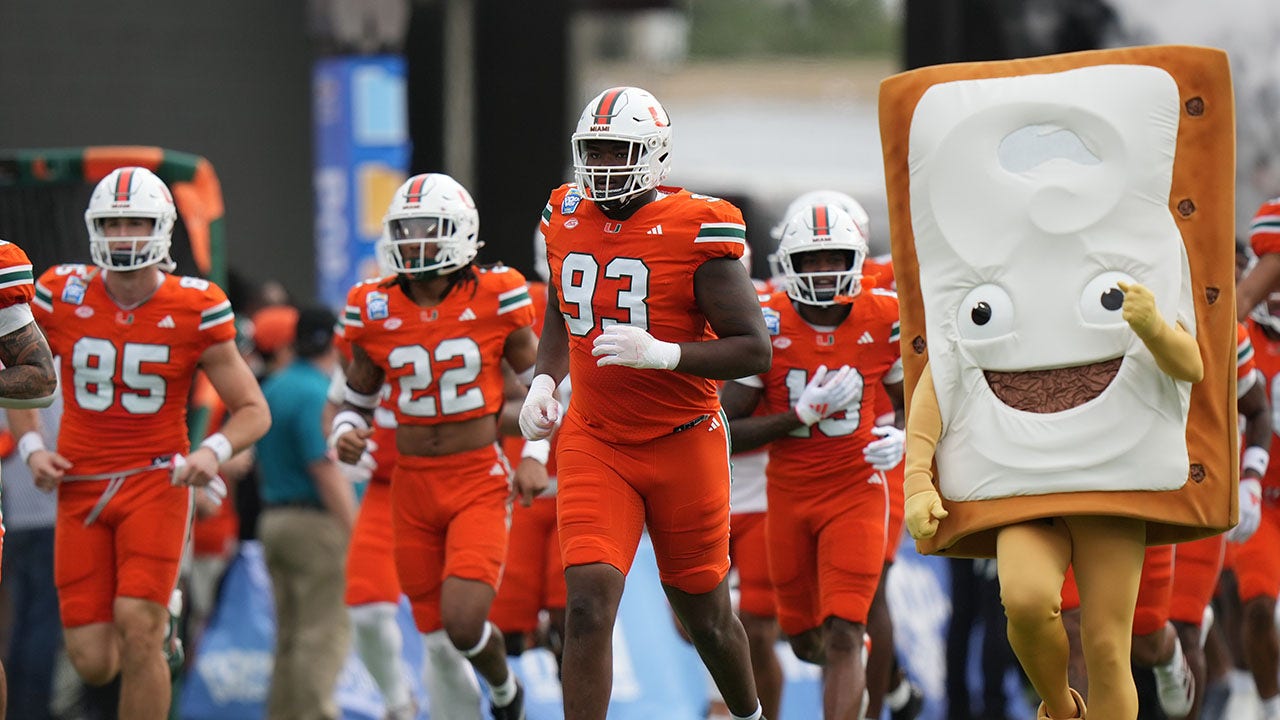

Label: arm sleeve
[904,362,943,499]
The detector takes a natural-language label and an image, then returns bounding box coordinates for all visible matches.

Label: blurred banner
[313,55,410,308]
[183,536,805,719]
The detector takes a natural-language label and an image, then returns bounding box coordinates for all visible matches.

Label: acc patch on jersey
[761,307,781,335]
[61,276,87,305]
[562,188,582,215]
[366,291,389,321]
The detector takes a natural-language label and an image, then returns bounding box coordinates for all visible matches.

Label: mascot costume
[879,46,1237,719]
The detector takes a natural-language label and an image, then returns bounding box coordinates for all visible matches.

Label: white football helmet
[571,86,672,205]
[1251,294,1280,335]
[378,173,482,278]
[84,166,177,271]
[776,203,868,306]
[771,190,871,241]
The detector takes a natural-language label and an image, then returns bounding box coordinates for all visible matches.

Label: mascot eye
[971,302,992,325]
[957,284,1014,340]
[1080,271,1137,325]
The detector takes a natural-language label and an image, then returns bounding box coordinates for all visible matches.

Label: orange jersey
[341,268,535,428]
[540,184,747,443]
[1239,321,1257,384]
[862,254,895,291]
[756,287,901,492]
[33,266,235,474]
[1247,319,1280,494]
[0,240,35,312]
[1250,196,1280,257]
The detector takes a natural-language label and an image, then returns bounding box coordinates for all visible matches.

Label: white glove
[794,364,863,426]
[592,324,681,370]
[170,454,228,505]
[520,374,561,441]
[1227,478,1263,544]
[863,425,905,471]
[338,440,378,484]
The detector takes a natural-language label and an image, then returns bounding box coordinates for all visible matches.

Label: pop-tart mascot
[879,46,1238,720]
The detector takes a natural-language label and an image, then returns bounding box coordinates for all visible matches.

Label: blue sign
[313,55,410,308]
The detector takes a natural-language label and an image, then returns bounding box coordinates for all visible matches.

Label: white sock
[730,701,763,720]
[1264,694,1280,720]
[421,630,482,716]
[1154,636,1186,680]
[349,602,410,709]
[886,676,913,710]
[489,670,517,706]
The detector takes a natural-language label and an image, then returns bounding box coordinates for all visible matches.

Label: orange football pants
[555,411,732,595]
[767,477,887,634]
[55,468,192,627]
[345,479,402,606]
[390,444,511,633]
[731,511,775,618]
[490,495,565,633]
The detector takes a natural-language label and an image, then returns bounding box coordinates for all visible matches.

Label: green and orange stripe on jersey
[592,88,626,124]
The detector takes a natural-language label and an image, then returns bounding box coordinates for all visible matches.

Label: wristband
[328,410,369,450]
[199,432,234,464]
[344,385,381,410]
[521,438,551,464]
[1243,445,1270,478]
[18,430,46,465]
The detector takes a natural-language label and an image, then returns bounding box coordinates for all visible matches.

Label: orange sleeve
[1251,197,1280,256]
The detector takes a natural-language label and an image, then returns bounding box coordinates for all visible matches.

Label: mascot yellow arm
[1118,281,1204,383]
[904,362,949,539]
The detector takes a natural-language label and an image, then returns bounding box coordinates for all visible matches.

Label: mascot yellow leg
[997,515,1143,719]
[1069,515,1145,719]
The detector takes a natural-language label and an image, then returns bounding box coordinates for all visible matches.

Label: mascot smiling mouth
[984,357,1123,413]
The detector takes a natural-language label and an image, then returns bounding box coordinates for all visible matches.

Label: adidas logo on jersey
[458,308,477,321]
[489,462,506,476]
[857,331,875,344]
[157,315,176,328]
[646,225,664,235]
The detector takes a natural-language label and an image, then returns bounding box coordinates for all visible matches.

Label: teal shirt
[257,359,332,506]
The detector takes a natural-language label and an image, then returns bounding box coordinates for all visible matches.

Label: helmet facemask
[572,136,667,207]
[380,216,477,279]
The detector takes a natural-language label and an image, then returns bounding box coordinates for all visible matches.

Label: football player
[331,172,537,719]
[721,203,904,720]
[13,166,270,720]
[520,86,772,720]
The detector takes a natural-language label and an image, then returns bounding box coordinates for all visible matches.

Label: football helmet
[770,190,871,241]
[776,203,868,306]
[85,166,177,271]
[378,173,482,278]
[571,86,672,205]
[1251,294,1280,335]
